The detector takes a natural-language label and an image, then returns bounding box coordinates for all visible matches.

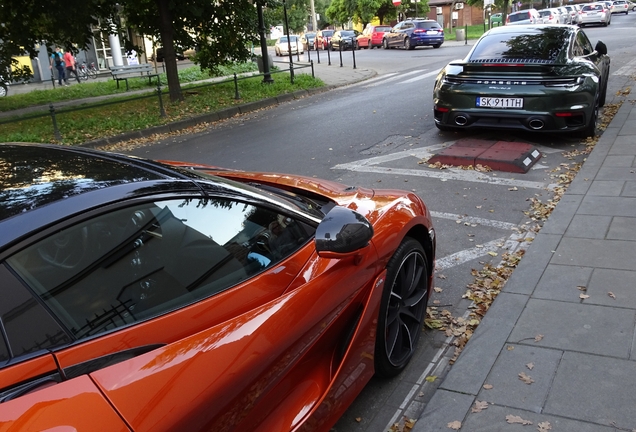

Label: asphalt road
[124,16,636,432]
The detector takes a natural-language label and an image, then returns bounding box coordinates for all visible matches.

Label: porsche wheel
[577,94,599,138]
[383,38,389,49]
[375,237,429,378]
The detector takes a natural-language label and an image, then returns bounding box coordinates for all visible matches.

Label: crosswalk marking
[363,69,427,87]
[613,58,636,76]
[400,69,442,83]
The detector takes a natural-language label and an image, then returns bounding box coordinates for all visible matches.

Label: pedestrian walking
[50,47,68,86]
[63,50,81,84]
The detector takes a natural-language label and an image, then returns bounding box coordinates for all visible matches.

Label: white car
[274,35,303,56]
[505,8,541,24]
[611,0,629,13]
[578,2,612,26]
[0,77,7,97]
[538,8,567,23]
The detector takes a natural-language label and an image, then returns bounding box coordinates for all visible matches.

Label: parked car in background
[0,143,436,432]
[329,30,360,50]
[314,29,335,50]
[153,47,188,62]
[300,32,316,51]
[490,12,503,24]
[578,3,612,26]
[630,1,636,11]
[611,0,629,13]
[538,8,566,23]
[357,24,393,49]
[562,5,579,23]
[433,25,610,138]
[382,19,444,50]
[274,35,303,56]
[0,76,7,97]
[505,8,541,24]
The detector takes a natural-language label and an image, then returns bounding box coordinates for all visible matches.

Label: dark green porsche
[433,25,610,137]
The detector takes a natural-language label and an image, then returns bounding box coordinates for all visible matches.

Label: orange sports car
[0,143,435,431]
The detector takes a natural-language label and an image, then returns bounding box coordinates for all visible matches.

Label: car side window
[6,198,315,341]
[574,31,594,56]
[0,264,71,365]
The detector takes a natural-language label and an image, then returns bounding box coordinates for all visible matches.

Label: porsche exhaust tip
[455,115,468,126]
[529,119,544,130]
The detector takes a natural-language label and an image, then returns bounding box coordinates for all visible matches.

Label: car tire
[577,95,599,138]
[433,44,441,49]
[0,86,7,97]
[404,37,412,50]
[383,38,389,49]
[374,237,429,378]
[599,71,609,107]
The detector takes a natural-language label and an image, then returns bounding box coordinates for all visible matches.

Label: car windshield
[470,27,569,61]
[322,31,334,36]
[280,36,298,42]
[341,31,356,36]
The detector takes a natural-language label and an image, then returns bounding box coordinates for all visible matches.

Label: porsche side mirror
[315,206,373,258]
[595,41,607,56]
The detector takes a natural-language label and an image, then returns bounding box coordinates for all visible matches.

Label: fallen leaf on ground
[577,285,587,291]
[434,287,443,293]
[519,372,534,384]
[447,421,462,430]
[471,400,489,413]
[483,384,493,390]
[507,345,515,351]
[534,334,544,342]
[355,417,362,422]
[608,292,616,299]
[526,362,534,370]
[537,421,552,431]
[580,293,590,300]
[425,375,437,382]
[488,251,498,257]
[506,415,533,425]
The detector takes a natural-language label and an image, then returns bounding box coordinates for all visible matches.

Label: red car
[314,29,335,50]
[0,144,436,431]
[357,24,393,49]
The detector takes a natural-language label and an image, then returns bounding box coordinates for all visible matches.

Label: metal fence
[0,61,316,143]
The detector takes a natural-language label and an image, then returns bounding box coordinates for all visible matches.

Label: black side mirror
[315,206,373,258]
[595,41,608,56]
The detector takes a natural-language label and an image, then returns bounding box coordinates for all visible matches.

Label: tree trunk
[156,0,183,102]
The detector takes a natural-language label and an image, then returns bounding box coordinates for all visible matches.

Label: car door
[387,23,402,47]
[0,193,328,430]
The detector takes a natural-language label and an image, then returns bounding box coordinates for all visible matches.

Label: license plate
[426,30,439,35]
[476,97,524,108]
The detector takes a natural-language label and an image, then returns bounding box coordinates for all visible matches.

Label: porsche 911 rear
[434,61,596,133]
[433,25,610,137]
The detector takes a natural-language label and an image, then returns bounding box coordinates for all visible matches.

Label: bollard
[316,45,321,64]
[339,43,343,67]
[352,42,357,69]
[465,24,468,45]
[311,60,315,78]
[307,46,311,63]
[49,104,62,141]
[327,46,331,66]
[156,82,167,117]
[234,73,240,99]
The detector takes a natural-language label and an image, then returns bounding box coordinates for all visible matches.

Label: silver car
[578,2,612,26]
[505,8,541,24]
[538,8,567,23]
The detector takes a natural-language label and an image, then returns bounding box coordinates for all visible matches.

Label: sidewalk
[416,99,636,430]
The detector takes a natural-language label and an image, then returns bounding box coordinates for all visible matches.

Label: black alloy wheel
[374,238,429,377]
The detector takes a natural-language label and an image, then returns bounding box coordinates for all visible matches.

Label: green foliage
[264,0,312,34]
[0,72,324,145]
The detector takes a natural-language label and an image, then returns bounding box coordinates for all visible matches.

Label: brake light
[435,106,450,112]
[482,63,526,67]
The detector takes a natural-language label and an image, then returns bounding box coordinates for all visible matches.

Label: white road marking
[356,72,398,86]
[431,211,519,231]
[613,58,636,76]
[399,69,442,84]
[363,69,427,87]
[436,237,508,270]
[333,144,557,190]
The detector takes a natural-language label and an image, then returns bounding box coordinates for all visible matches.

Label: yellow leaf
[487,251,498,257]
[425,375,437,382]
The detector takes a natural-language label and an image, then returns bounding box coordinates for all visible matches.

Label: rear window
[415,21,442,29]
[470,27,570,61]
[539,10,551,16]
[322,30,334,36]
[509,11,530,21]
[583,4,603,10]
[375,26,392,32]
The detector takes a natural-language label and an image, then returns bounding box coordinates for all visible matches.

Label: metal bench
[109,64,160,91]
